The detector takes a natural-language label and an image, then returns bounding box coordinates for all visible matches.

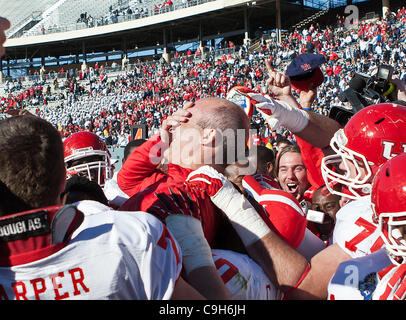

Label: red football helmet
[321,103,406,200]
[64,131,113,187]
[371,153,406,265]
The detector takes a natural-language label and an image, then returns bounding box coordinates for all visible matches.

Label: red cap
[290,67,324,91]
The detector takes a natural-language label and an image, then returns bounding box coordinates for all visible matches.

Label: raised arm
[258,59,341,150]
[117,105,193,197]
[117,133,167,197]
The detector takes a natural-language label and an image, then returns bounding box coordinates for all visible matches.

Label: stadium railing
[12,0,217,39]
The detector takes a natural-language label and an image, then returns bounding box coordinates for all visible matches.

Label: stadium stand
[0,0,405,154]
[1,0,59,38]
[5,0,217,38]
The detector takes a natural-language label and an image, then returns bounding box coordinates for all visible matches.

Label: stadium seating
[6,0,214,38]
[1,0,59,37]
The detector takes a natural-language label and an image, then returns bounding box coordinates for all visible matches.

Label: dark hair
[123,139,146,162]
[0,116,65,215]
[61,175,109,205]
[275,135,293,150]
[256,145,276,175]
[257,145,275,165]
[0,180,29,216]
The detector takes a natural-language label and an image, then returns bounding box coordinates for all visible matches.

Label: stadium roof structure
[0,0,381,71]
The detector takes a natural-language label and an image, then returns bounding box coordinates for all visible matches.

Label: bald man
[163,97,250,172]
[118,98,251,245]
[118,98,265,298]
[118,97,309,298]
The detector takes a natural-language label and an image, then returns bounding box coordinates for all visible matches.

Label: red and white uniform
[103,172,129,208]
[328,248,392,300]
[0,200,181,300]
[118,134,224,246]
[242,175,326,259]
[373,263,406,300]
[212,249,281,300]
[333,196,384,258]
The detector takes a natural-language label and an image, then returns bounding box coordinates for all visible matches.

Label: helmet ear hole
[374,118,385,125]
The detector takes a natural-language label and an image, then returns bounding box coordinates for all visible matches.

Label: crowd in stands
[1,6,406,149]
[36,0,200,36]
[75,0,197,31]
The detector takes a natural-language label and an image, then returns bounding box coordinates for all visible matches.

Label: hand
[299,87,317,109]
[160,102,193,147]
[149,185,218,277]
[148,186,202,221]
[265,59,292,98]
[186,165,228,197]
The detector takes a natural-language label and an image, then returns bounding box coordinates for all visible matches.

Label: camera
[328,65,398,127]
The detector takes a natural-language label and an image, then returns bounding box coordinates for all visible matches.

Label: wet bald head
[187,97,251,169]
[189,97,250,135]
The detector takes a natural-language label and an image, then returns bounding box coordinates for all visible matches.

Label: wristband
[282,262,311,300]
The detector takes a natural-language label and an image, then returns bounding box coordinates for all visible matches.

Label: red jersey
[118,134,224,246]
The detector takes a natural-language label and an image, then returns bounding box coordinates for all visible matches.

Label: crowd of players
[0,3,406,301]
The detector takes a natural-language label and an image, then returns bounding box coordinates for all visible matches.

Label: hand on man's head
[160,105,193,146]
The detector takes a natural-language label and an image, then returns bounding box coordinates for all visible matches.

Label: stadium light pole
[382,0,390,17]
[276,0,281,44]
[244,4,252,46]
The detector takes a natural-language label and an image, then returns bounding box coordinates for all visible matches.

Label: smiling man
[275,144,310,202]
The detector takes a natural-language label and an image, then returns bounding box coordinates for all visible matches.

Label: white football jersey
[0,200,182,300]
[211,249,281,300]
[333,196,384,258]
[103,172,129,208]
[373,263,406,300]
[328,248,392,300]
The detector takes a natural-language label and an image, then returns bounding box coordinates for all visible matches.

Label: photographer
[330,64,406,126]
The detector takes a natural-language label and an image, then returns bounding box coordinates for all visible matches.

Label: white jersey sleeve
[211,249,281,300]
[333,196,384,258]
[103,172,129,208]
[328,248,392,300]
[0,200,182,300]
[373,263,406,300]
